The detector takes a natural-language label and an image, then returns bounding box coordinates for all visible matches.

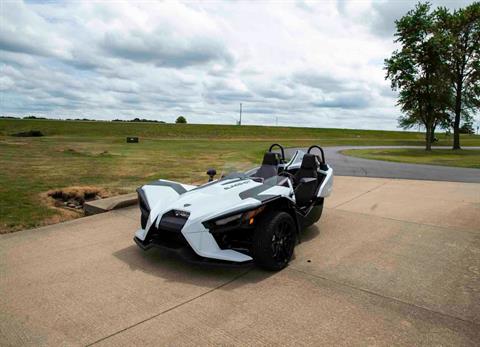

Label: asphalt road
[1,176,479,346]
[288,146,480,183]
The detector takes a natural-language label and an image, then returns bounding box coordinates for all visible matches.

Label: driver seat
[255,152,279,179]
[294,154,319,206]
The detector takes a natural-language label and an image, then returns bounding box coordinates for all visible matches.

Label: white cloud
[0,0,476,129]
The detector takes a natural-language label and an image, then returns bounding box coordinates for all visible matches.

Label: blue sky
[0,0,475,129]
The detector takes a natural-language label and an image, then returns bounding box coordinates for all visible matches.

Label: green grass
[2,118,480,146]
[1,118,479,233]
[342,148,480,169]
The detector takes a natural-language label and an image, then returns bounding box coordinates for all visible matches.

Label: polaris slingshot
[134,144,333,270]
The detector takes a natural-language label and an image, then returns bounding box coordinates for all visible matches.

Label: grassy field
[342,148,480,169]
[1,118,479,233]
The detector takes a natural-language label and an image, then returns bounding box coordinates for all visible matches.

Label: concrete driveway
[1,176,479,346]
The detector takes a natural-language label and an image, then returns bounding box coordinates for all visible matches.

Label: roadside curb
[84,193,138,215]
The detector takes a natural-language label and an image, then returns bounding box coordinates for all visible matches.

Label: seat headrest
[262,152,278,166]
[301,154,317,170]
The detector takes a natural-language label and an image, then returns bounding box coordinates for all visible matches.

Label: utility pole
[239,103,242,126]
[276,116,278,126]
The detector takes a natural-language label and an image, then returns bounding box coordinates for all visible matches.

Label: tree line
[0,115,188,124]
[385,1,479,150]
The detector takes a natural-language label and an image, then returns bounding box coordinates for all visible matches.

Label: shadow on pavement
[113,244,274,290]
[112,224,323,288]
[300,224,321,243]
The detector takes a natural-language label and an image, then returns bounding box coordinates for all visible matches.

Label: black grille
[147,224,189,249]
[145,210,190,249]
[158,210,189,232]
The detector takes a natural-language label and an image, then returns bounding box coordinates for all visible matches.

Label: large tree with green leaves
[435,2,480,149]
[175,116,187,124]
[385,2,450,150]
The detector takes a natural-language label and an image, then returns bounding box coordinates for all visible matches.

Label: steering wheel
[278,170,295,182]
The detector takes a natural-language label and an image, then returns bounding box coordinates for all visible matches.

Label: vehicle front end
[134,176,284,263]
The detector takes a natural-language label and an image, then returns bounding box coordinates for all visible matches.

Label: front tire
[252,211,296,271]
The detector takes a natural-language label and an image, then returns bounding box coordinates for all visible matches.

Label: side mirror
[207,168,217,182]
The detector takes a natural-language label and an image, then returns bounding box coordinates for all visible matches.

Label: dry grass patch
[1,187,109,234]
[44,186,109,211]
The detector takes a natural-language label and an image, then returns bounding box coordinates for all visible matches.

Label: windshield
[218,171,287,189]
[218,161,254,180]
[268,147,306,164]
[286,150,305,168]
[215,148,307,182]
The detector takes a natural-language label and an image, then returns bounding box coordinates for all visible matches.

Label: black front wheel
[252,211,296,271]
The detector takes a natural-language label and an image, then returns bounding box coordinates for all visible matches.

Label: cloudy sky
[0,0,475,129]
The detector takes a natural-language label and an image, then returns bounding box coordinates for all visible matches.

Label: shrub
[11,130,44,137]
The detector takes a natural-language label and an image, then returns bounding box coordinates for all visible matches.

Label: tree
[175,116,187,124]
[385,2,450,150]
[435,2,480,149]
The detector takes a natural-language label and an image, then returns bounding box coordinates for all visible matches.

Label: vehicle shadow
[299,224,321,243]
[113,245,274,290]
[288,224,321,263]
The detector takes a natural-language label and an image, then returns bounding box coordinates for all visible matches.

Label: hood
[148,178,264,229]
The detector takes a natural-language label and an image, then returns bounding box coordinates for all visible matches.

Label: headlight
[241,206,265,225]
[215,213,242,226]
[209,206,266,228]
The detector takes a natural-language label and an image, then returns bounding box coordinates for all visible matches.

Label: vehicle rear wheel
[252,211,296,271]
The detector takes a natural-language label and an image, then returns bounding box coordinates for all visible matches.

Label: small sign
[126,137,139,143]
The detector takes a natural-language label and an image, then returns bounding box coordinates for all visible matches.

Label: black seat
[294,154,319,206]
[255,152,279,179]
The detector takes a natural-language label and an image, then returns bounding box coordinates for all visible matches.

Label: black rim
[271,221,295,264]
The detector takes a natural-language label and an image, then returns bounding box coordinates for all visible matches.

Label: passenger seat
[293,154,319,206]
[255,152,279,179]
